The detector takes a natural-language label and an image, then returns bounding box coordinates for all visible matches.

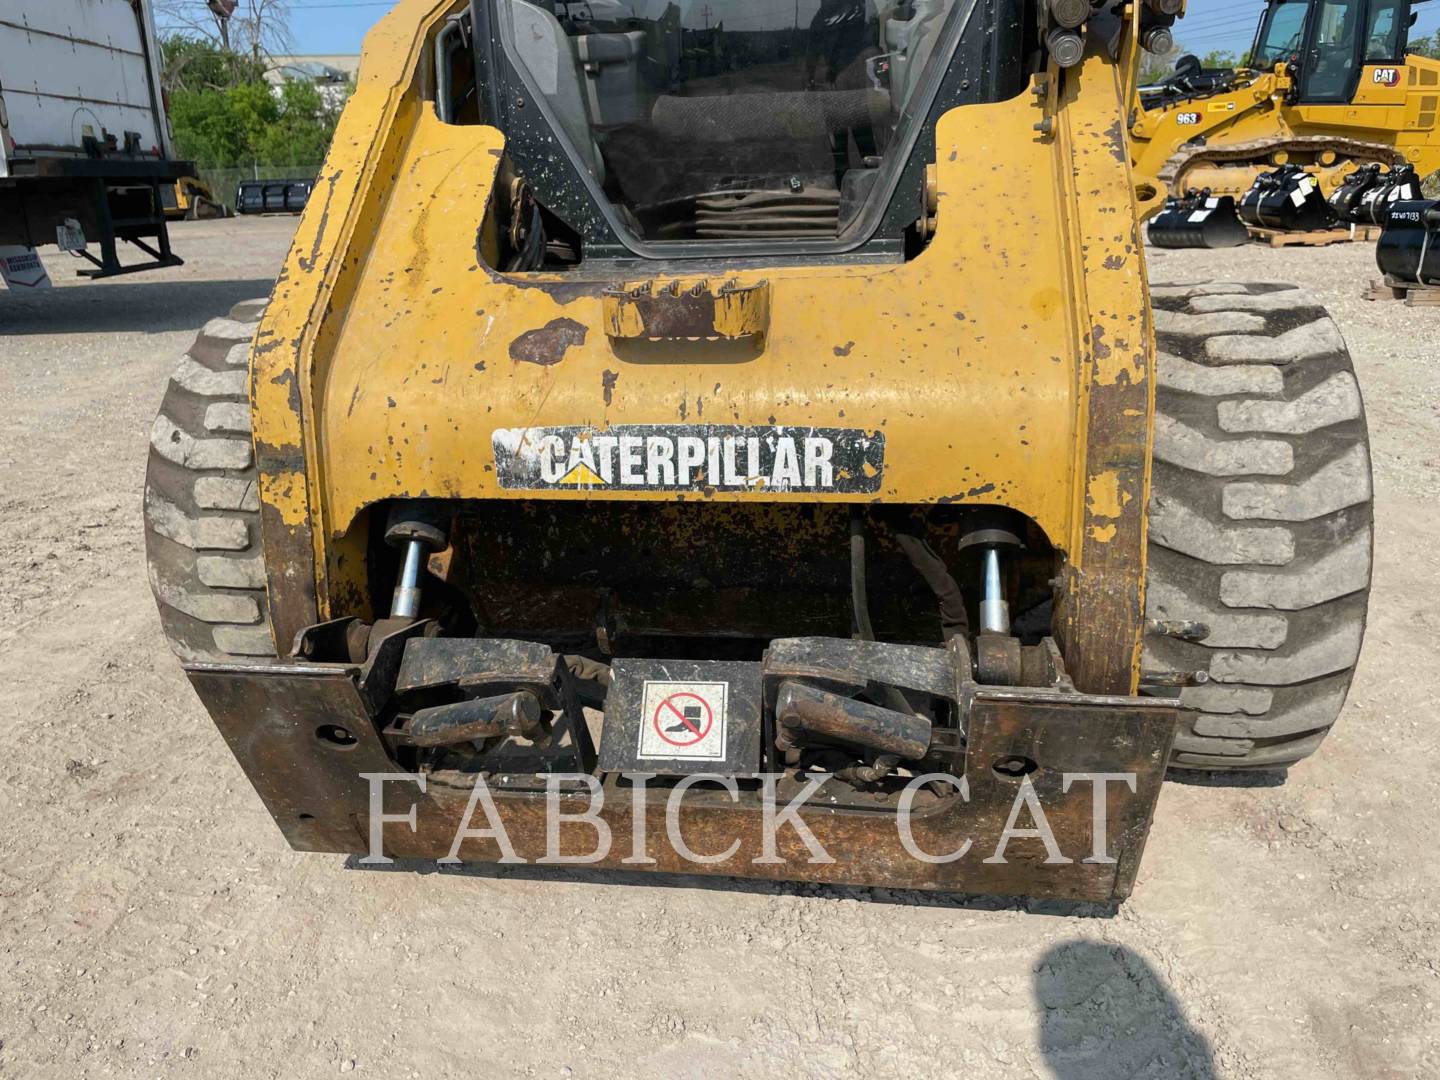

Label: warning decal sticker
[492,425,885,494]
[637,680,729,761]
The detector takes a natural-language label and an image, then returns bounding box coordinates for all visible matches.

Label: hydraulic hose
[848,510,921,719]
[893,528,970,641]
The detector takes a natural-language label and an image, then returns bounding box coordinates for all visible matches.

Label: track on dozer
[1161,136,1404,198]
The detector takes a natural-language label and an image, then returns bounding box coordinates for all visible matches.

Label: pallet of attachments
[1246,226,1371,248]
[1362,277,1440,307]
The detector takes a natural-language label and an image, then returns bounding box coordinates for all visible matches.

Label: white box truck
[0,0,193,281]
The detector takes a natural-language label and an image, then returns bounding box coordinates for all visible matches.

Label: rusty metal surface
[186,653,1177,902]
[508,317,589,365]
[601,278,771,340]
[775,680,932,761]
[438,503,1023,649]
[975,633,1023,686]
[394,637,558,697]
[596,658,765,776]
[394,691,543,747]
[1049,62,1156,697]
[763,637,956,701]
[186,661,392,854]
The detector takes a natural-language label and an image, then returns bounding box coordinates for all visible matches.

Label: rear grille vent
[1420,95,1438,129]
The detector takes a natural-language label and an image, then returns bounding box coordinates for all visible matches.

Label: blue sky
[282,0,1440,57]
[286,0,395,54]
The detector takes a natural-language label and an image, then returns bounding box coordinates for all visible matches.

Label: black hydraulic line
[434,20,459,124]
[504,204,546,272]
[848,511,920,718]
[564,655,613,687]
[849,509,878,642]
[893,529,970,641]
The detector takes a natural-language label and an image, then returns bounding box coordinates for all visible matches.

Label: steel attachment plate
[597,659,763,775]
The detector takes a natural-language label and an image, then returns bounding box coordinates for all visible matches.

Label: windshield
[1252,0,1310,67]
[1364,0,1405,60]
[1300,0,1362,99]
[501,0,958,244]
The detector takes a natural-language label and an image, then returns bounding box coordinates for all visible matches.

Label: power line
[1173,7,1268,33]
[1175,12,1265,34]
[286,1,396,9]
[1179,1,1268,20]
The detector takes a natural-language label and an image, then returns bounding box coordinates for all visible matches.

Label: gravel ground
[0,219,1437,1079]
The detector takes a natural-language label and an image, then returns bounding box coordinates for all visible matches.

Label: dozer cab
[145,0,1374,902]
[1131,0,1440,202]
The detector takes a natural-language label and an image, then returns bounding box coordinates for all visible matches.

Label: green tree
[1409,34,1440,60]
[254,81,342,166]
[167,87,252,165]
[1138,41,1185,84]
[1139,43,1243,85]
[161,35,265,91]
[164,37,346,169]
[1200,49,1239,69]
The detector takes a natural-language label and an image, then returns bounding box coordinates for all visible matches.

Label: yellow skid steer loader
[145,0,1373,902]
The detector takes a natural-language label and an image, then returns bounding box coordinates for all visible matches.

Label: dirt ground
[0,217,1437,1079]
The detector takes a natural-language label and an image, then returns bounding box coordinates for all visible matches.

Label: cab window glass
[1364,0,1404,61]
[502,0,958,245]
[1300,0,1361,100]
[1253,0,1308,67]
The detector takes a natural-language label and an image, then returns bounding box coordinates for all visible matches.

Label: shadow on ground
[1033,939,1217,1079]
[0,278,275,335]
[1167,766,1288,789]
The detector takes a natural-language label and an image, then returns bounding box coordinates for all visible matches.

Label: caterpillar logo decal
[1373,67,1401,87]
[492,425,885,493]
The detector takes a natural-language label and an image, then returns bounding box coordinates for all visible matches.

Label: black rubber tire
[1145,282,1373,770]
[144,299,277,662]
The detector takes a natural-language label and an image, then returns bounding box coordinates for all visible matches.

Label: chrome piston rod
[391,539,426,619]
[979,547,1010,635]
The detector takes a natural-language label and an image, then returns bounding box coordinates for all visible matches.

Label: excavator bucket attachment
[1147,189,1248,249]
[1239,164,1336,232]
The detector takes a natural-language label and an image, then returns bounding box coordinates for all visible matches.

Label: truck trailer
[0,0,193,281]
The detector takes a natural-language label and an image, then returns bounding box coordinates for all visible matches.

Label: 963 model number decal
[492,425,885,493]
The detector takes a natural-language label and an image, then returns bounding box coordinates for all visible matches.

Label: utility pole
[207,0,237,51]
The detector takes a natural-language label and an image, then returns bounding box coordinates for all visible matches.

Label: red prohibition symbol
[653,692,714,747]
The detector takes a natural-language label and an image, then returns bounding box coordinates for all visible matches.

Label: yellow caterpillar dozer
[1131,0,1440,202]
[145,0,1374,902]
[160,177,228,221]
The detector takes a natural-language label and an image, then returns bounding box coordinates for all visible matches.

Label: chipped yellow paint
[249,0,467,634]
[1047,32,1156,694]
[601,278,771,341]
[315,96,1083,545]
[1086,469,1129,524]
[259,470,312,528]
[247,0,1158,689]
